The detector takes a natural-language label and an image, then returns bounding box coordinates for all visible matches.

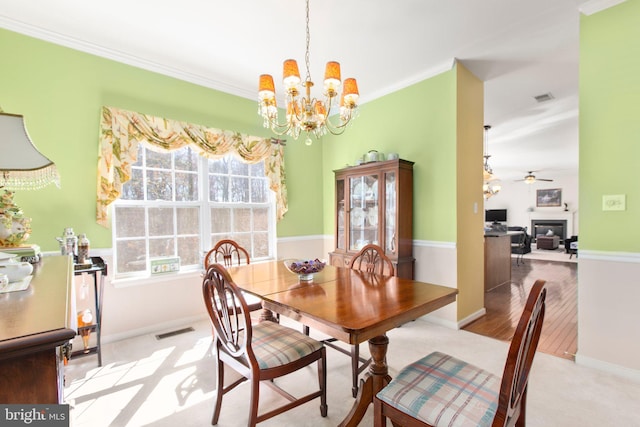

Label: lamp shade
[283,59,301,88]
[314,100,327,119]
[324,61,341,81]
[258,74,276,102]
[323,61,341,94]
[342,78,359,106]
[0,113,60,190]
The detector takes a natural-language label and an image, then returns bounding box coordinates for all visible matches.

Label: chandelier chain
[304,0,311,83]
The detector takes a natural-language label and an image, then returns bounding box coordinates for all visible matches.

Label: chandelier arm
[263,118,294,136]
[322,104,355,134]
[324,117,349,133]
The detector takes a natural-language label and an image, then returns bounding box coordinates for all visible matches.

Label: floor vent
[533,92,554,103]
[155,327,195,340]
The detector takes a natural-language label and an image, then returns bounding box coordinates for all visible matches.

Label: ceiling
[1,0,616,182]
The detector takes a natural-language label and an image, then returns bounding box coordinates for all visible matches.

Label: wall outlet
[602,194,626,211]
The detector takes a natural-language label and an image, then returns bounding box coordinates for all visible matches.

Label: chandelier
[258,0,359,146]
[483,125,501,199]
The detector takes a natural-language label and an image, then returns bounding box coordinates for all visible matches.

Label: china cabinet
[329,159,414,278]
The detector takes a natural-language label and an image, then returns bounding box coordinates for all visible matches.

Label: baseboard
[420,308,486,331]
[102,314,208,344]
[575,353,640,382]
[457,308,487,329]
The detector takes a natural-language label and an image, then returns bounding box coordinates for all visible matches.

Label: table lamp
[0,109,60,253]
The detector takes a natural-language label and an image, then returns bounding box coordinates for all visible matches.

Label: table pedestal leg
[258,307,278,323]
[339,334,391,427]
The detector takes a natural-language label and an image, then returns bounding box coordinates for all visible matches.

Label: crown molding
[0,16,256,101]
[1,15,456,106]
[362,58,455,104]
[579,0,627,16]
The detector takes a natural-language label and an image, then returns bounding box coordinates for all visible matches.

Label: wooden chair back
[349,243,395,276]
[205,239,250,269]
[202,263,253,360]
[340,243,394,397]
[493,279,546,426]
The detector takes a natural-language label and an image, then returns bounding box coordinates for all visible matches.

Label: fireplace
[531,219,567,243]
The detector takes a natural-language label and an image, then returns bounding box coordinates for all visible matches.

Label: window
[113,143,275,278]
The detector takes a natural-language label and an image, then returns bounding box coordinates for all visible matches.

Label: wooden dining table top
[226,261,458,345]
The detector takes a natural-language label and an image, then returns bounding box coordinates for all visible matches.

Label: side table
[72,256,107,366]
[536,235,560,250]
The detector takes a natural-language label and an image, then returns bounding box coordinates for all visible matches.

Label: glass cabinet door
[384,171,397,255]
[349,173,379,251]
[336,178,346,250]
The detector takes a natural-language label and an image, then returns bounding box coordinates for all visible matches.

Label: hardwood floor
[463,257,577,360]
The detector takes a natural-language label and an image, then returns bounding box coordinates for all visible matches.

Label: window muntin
[113,144,275,278]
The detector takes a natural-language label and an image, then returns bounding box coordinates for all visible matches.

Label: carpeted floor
[63,316,640,426]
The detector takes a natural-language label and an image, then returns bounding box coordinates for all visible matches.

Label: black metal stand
[71,256,107,366]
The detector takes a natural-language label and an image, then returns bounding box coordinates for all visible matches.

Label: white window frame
[112,144,276,280]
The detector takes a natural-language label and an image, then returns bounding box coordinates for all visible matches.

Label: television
[485,209,507,223]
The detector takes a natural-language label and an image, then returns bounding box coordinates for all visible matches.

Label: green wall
[1,28,324,251]
[2,27,466,252]
[321,69,458,242]
[579,0,640,252]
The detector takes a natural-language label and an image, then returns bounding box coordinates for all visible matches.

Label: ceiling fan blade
[537,178,554,182]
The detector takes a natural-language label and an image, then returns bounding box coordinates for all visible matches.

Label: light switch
[602,194,626,211]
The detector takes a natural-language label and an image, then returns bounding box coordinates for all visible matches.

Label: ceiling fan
[515,171,554,184]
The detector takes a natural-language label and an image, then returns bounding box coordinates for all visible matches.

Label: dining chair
[374,279,547,427]
[202,263,328,426]
[205,239,251,268]
[324,243,395,398]
[349,243,395,276]
[204,239,262,313]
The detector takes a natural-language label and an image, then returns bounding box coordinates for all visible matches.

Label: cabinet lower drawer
[329,252,352,268]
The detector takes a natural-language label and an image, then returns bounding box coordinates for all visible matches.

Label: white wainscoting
[576,250,640,378]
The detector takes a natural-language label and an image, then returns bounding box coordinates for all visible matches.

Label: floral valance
[96,106,287,226]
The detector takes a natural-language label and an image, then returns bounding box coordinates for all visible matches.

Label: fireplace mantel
[529,211,575,237]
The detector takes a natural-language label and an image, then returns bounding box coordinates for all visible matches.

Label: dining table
[225,261,458,427]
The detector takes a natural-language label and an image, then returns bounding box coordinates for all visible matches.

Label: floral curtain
[96,106,287,226]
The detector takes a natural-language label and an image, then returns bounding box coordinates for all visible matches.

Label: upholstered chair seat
[376,351,500,427]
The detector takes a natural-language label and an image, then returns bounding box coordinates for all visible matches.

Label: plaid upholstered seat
[376,351,500,427]
[252,321,324,369]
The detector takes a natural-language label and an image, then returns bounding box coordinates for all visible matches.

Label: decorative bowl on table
[283,259,326,282]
